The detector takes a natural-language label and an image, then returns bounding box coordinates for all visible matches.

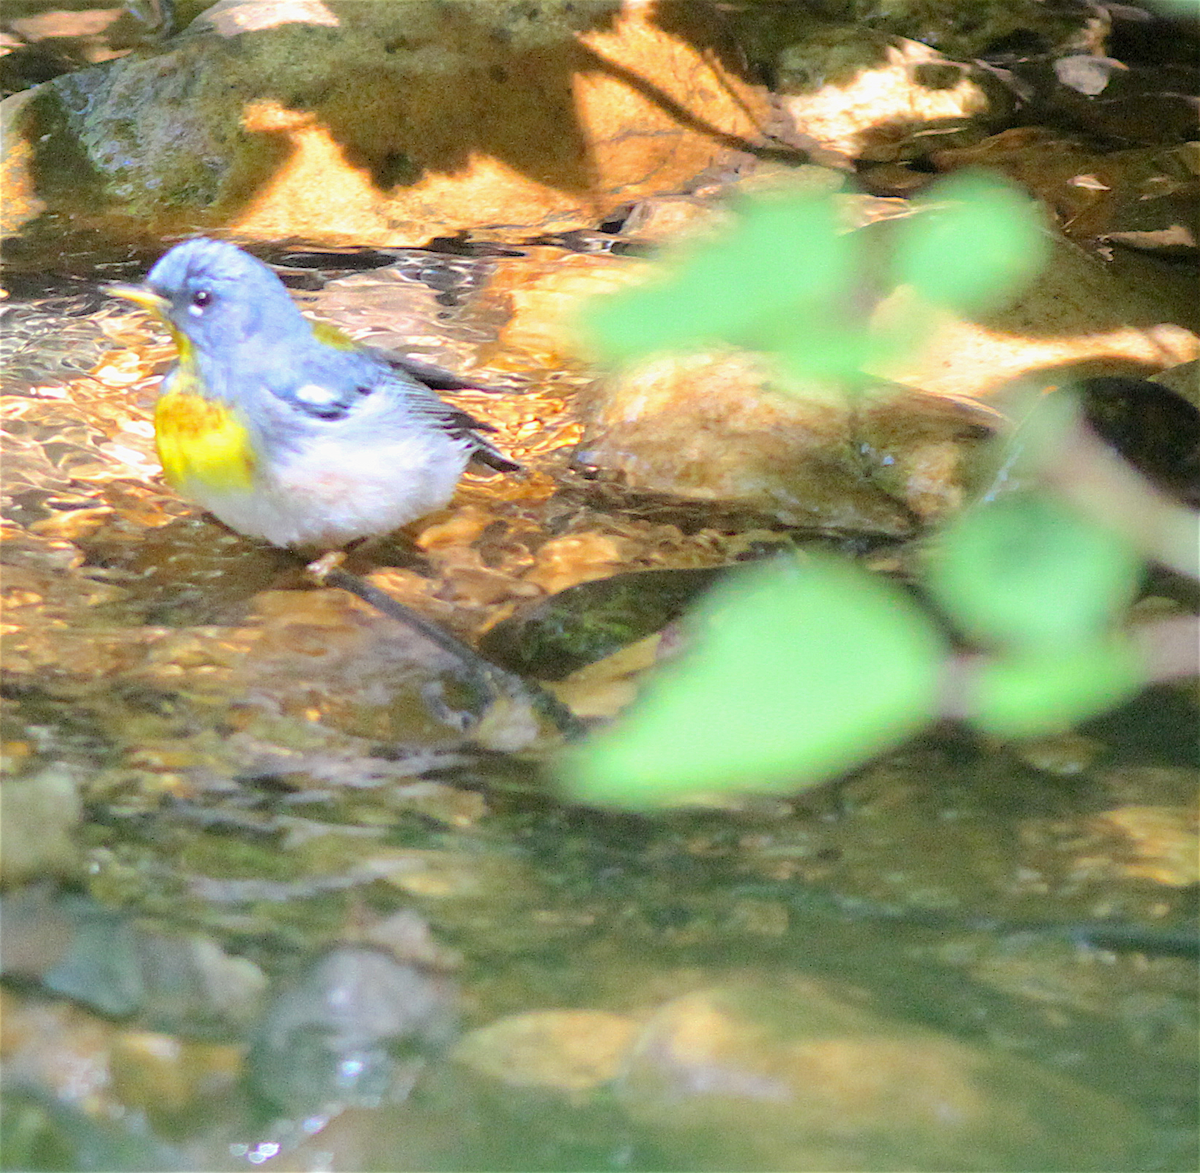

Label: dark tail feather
[393,354,503,395]
[470,435,522,473]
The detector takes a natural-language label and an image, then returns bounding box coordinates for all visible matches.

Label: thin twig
[937,612,1199,722]
[1043,416,1200,581]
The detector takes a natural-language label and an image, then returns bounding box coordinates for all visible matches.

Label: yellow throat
[101,282,259,493]
[154,385,257,491]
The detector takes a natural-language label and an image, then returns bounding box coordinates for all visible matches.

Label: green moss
[20,74,109,209]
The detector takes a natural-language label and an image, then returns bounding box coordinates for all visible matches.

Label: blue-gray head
[106,238,310,357]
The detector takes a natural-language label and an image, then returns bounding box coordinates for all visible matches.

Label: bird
[104,238,519,549]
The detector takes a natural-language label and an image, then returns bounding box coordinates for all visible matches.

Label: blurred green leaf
[970,641,1146,736]
[890,172,1049,314]
[579,193,858,364]
[926,493,1143,650]
[771,324,883,387]
[562,555,948,807]
[579,175,1049,391]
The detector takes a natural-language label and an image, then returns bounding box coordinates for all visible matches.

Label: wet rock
[854,387,1003,519]
[930,131,1200,272]
[731,0,1096,70]
[360,846,537,906]
[13,896,146,1018]
[615,191,737,246]
[521,189,1194,516]
[1105,3,1200,70]
[616,979,1153,1171]
[1085,181,1197,258]
[491,247,647,367]
[2,0,768,243]
[479,566,723,679]
[1008,54,1200,147]
[0,764,83,884]
[129,929,270,1038]
[1088,805,1199,889]
[109,1031,243,1136]
[574,350,996,532]
[1010,730,1105,777]
[774,29,1013,163]
[1151,359,1199,403]
[453,1008,640,1092]
[876,225,1199,396]
[1076,375,1200,506]
[0,88,45,243]
[358,907,463,972]
[0,985,127,1124]
[520,532,639,596]
[1,2,185,84]
[0,888,268,1032]
[545,633,664,720]
[247,945,457,1115]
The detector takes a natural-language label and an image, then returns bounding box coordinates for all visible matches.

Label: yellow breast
[154,389,257,491]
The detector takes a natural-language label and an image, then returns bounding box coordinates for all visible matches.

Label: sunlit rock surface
[573,350,998,531]
[2,0,769,243]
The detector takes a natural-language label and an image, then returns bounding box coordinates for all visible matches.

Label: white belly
[187,430,472,548]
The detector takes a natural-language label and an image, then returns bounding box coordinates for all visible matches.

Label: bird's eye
[191,289,213,309]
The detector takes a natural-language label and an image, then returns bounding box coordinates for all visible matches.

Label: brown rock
[488,187,1195,526]
[617,980,1153,1171]
[4,0,770,244]
[776,33,1010,163]
[874,230,1200,397]
[0,90,45,237]
[453,1008,640,1092]
[492,249,642,365]
[931,132,1200,252]
[573,348,995,532]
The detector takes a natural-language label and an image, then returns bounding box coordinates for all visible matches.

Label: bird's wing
[312,318,508,395]
[385,352,502,395]
[375,351,524,470]
[399,379,522,473]
[266,352,521,472]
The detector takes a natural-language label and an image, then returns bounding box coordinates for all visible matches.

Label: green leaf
[561,555,948,807]
[926,493,1143,650]
[579,193,858,364]
[970,641,1146,736]
[890,172,1049,314]
[771,324,882,387]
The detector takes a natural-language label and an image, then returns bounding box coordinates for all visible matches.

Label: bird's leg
[304,557,587,741]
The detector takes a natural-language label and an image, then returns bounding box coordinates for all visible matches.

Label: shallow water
[1,238,1196,1172]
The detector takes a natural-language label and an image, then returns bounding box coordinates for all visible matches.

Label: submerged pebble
[247,945,457,1116]
[615,979,1153,1171]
